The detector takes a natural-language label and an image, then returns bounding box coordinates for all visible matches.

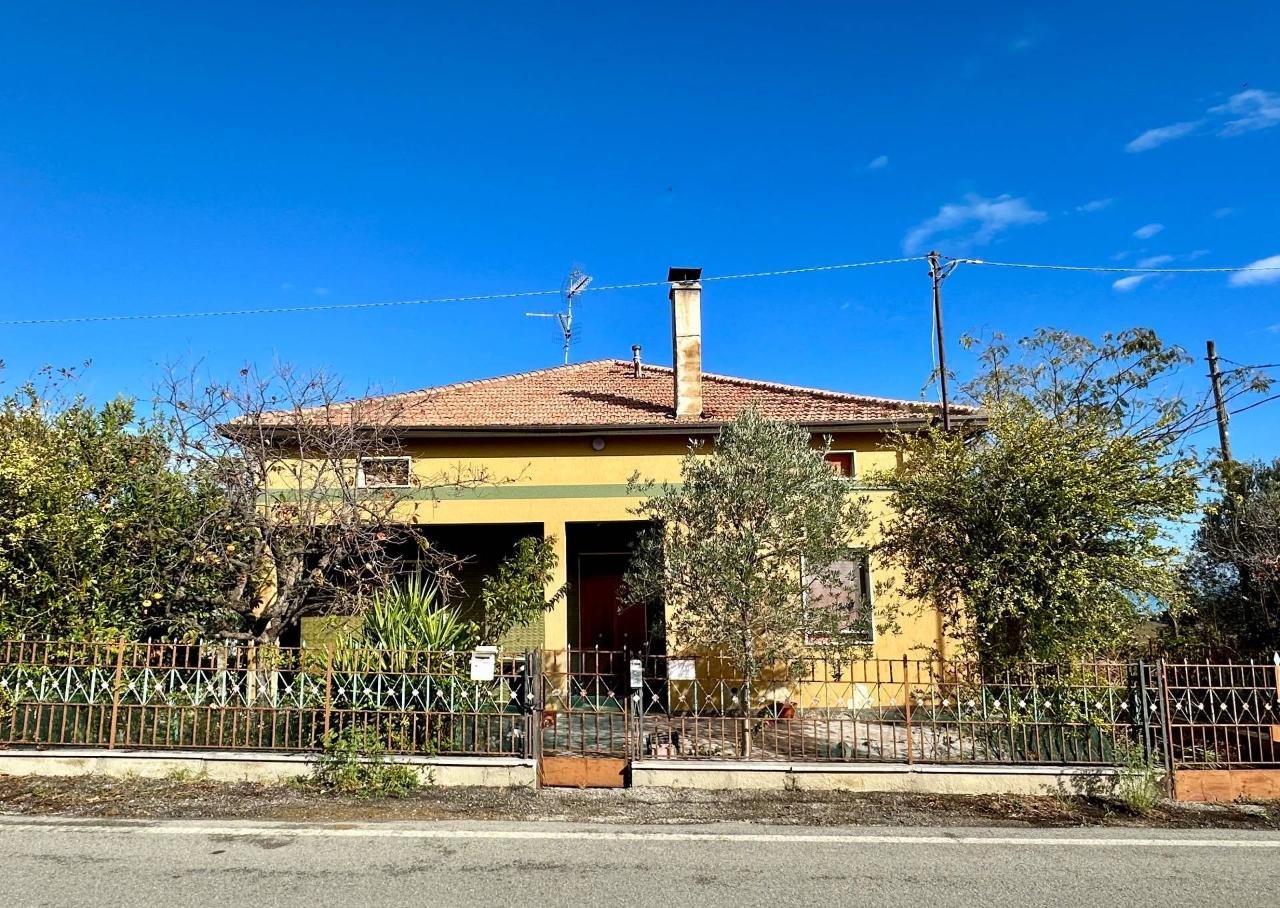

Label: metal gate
[535,649,632,787]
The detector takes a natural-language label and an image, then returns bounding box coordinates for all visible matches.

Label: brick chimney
[668,266,703,418]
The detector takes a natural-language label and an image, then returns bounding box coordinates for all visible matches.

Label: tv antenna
[526,268,592,364]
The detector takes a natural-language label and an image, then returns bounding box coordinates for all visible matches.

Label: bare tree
[159,361,487,644]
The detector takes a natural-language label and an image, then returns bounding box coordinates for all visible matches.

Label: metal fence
[1163,660,1280,769]
[633,654,1136,765]
[3,640,1278,774]
[0,640,531,757]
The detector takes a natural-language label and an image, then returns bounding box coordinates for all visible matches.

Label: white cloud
[1228,254,1280,287]
[1125,121,1201,152]
[313,287,330,296]
[1269,324,1280,334]
[1186,249,1210,261]
[1214,206,1235,218]
[1124,89,1280,153]
[1211,89,1280,136]
[1077,198,1114,213]
[902,193,1047,254]
[1133,223,1164,239]
[867,155,889,170]
[1113,275,1152,292]
[1136,254,1175,268]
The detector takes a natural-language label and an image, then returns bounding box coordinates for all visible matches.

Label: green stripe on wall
[263,483,642,503]
[424,483,642,500]
[264,481,888,503]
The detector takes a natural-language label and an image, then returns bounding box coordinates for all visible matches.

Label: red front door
[577,554,647,652]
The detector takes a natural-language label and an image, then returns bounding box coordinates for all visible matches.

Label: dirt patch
[1,774,1277,829]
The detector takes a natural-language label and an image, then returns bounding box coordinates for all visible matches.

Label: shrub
[477,535,567,646]
[308,723,425,798]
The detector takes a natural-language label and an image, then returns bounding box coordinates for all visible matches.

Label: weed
[307,723,425,798]
[164,765,208,783]
[1114,737,1164,815]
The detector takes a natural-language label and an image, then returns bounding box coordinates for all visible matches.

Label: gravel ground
[1,773,1277,829]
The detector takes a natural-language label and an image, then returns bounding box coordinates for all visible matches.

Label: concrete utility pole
[928,251,958,432]
[1206,339,1233,464]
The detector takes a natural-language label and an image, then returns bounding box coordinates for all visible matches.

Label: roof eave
[392,413,987,438]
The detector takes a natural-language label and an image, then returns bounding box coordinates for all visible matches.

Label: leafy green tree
[1171,459,1280,656]
[477,535,567,647]
[873,328,1246,670]
[624,409,872,690]
[0,370,248,640]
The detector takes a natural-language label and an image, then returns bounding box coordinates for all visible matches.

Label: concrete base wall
[0,749,537,788]
[0,749,1116,798]
[630,761,1119,797]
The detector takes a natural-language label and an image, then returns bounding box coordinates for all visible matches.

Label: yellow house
[301,268,980,662]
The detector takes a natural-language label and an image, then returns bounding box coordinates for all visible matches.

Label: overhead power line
[0,256,927,327]
[0,287,564,327]
[2,253,1279,328]
[958,258,1280,275]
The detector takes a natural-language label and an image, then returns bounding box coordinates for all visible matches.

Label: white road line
[0,821,1277,848]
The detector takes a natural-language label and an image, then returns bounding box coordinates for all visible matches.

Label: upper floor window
[358,456,412,489]
[823,451,855,478]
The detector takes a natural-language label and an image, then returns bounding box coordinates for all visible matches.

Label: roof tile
[297,359,976,430]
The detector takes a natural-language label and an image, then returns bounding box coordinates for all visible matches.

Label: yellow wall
[363,431,946,661]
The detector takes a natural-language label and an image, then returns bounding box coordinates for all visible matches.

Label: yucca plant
[335,575,477,672]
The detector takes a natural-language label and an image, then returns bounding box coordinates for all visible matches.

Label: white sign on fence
[667,658,696,681]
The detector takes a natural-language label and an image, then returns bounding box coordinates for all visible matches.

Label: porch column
[543,520,569,650]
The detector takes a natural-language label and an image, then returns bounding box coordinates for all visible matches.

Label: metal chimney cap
[667,266,702,283]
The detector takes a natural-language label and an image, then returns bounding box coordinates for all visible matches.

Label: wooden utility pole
[1206,339,1233,464]
[928,251,955,431]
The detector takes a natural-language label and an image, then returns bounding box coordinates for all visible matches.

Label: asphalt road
[2,817,1278,907]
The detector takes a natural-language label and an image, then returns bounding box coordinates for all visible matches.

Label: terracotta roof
[271,360,979,431]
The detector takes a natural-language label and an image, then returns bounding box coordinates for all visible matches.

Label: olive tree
[624,409,872,694]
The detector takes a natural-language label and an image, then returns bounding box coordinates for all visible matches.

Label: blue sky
[1,3,1277,458]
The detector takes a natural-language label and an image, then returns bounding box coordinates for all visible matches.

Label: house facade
[300,269,980,661]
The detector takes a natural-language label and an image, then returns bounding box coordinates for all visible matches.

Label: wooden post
[107,638,126,750]
[929,251,952,433]
[1206,340,1233,464]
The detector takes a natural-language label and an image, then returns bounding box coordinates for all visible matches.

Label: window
[357,456,412,488]
[802,552,873,644]
[824,451,855,478]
